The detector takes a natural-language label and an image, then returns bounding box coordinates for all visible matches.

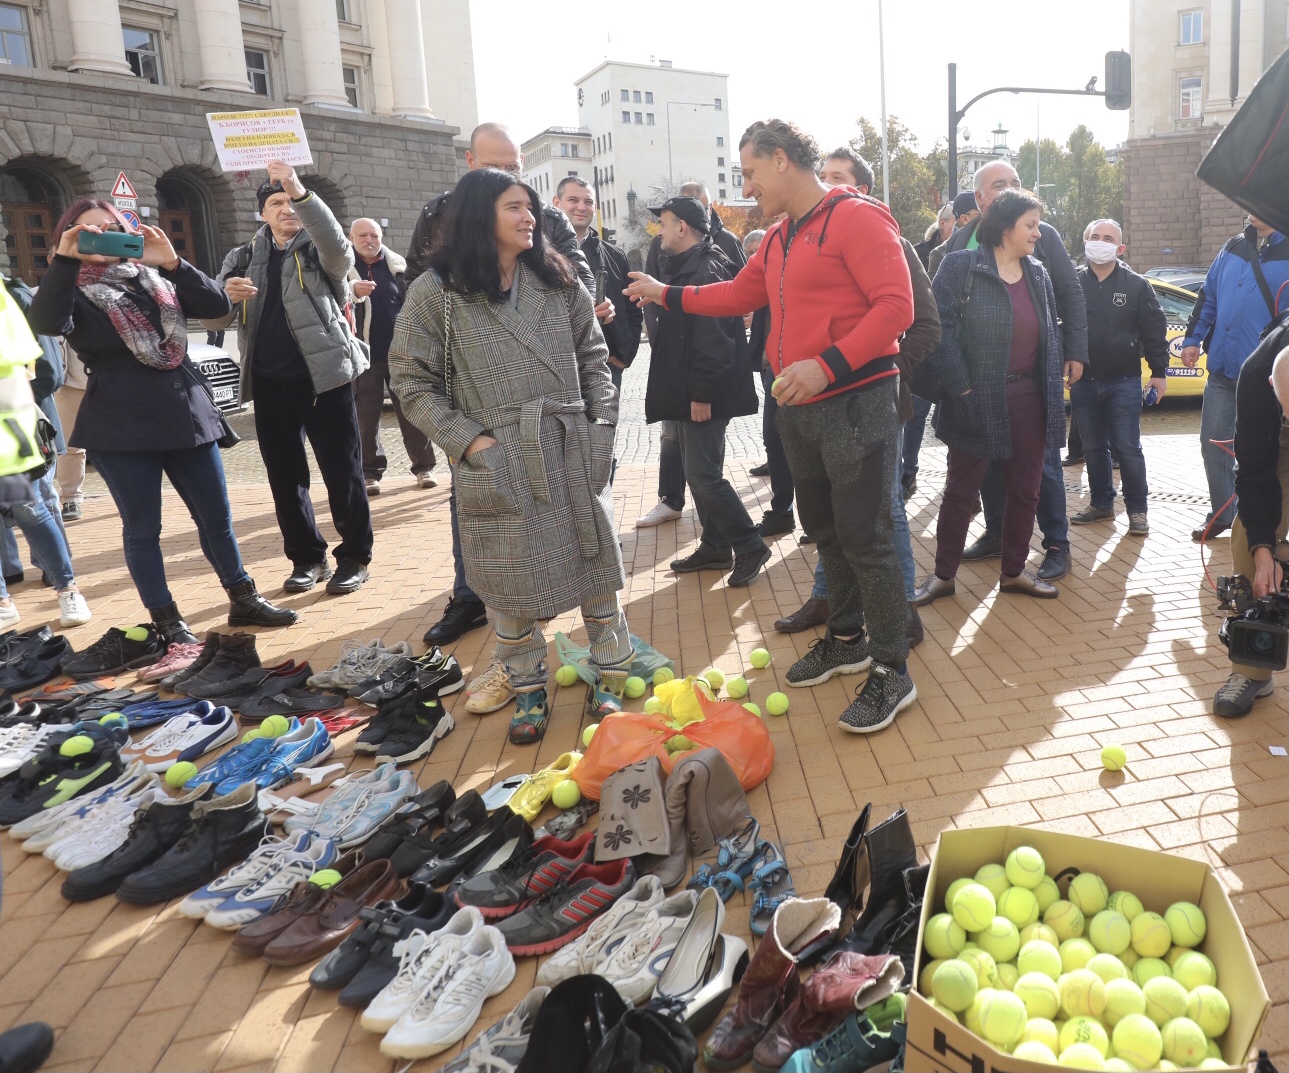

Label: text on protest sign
[206,108,314,172]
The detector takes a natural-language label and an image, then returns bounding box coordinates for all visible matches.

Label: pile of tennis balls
[920,845,1233,1070]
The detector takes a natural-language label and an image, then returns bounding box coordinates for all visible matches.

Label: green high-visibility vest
[0,283,49,478]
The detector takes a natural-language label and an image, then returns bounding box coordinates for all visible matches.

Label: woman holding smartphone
[29,198,294,668]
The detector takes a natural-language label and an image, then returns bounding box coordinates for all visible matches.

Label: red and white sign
[111,172,138,200]
[119,208,141,231]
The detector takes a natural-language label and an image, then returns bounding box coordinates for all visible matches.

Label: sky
[470,0,1132,167]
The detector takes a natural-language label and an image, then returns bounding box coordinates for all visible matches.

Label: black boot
[227,579,298,628]
[826,808,918,960]
[798,804,872,966]
[876,863,930,984]
[148,602,198,645]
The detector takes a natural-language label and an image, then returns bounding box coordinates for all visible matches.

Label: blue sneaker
[214,716,333,795]
[184,733,279,792]
[780,994,906,1073]
[204,834,339,930]
[176,829,315,919]
[119,697,209,730]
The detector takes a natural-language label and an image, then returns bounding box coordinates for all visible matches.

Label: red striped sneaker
[454,832,595,918]
[494,858,636,956]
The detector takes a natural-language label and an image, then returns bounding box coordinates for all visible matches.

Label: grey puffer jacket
[202,193,368,400]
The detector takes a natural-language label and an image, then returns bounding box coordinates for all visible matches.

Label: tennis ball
[1101,744,1127,771]
[1113,1013,1164,1069]
[1103,978,1147,1027]
[1158,1063,1181,1071]
[1012,1041,1058,1064]
[643,697,663,714]
[976,917,1022,964]
[742,702,761,717]
[1207,1039,1223,1060]
[1198,1061,1229,1071]
[1005,845,1047,890]
[1060,969,1107,1019]
[664,734,695,753]
[945,877,975,913]
[765,692,789,716]
[700,668,724,691]
[1161,1017,1208,1067]
[165,760,198,788]
[1106,890,1144,922]
[1089,911,1133,956]
[98,713,128,728]
[958,947,998,988]
[998,886,1041,928]
[1069,873,1110,916]
[1086,953,1129,983]
[580,722,600,747]
[974,863,1011,901]
[551,780,581,810]
[1130,911,1172,958]
[1164,901,1207,948]
[1165,944,1188,968]
[1019,939,1064,980]
[1034,874,1062,913]
[725,675,749,698]
[623,676,646,698]
[1103,1060,1136,1073]
[1014,971,1061,1019]
[1172,950,1217,991]
[1061,1015,1110,1057]
[1059,1042,1107,1070]
[693,677,715,701]
[924,913,968,959]
[124,625,152,641]
[919,958,946,996]
[1119,948,1139,971]
[261,714,292,738]
[1021,922,1061,948]
[952,883,997,932]
[652,667,675,686]
[932,959,978,1012]
[58,734,94,758]
[749,648,771,668]
[995,964,1017,992]
[926,999,959,1023]
[1186,985,1231,1038]
[978,989,1028,1047]
[964,988,993,1035]
[310,868,342,888]
[771,376,786,395]
[1045,900,1086,941]
[1132,957,1172,987]
[1020,1018,1061,1053]
[1142,976,1189,1026]
[1060,937,1098,973]
[241,728,263,743]
[555,664,579,687]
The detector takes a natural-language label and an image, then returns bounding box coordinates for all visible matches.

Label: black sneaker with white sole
[373,688,455,765]
[785,630,872,687]
[838,663,917,734]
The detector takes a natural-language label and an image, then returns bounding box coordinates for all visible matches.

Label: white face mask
[1084,240,1120,265]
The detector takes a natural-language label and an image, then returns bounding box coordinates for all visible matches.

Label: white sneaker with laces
[204,835,336,929]
[597,889,700,1004]
[29,779,156,855]
[0,723,53,776]
[536,874,665,987]
[440,986,549,1073]
[11,761,152,841]
[121,711,205,765]
[463,657,515,715]
[0,600,18,627]
[309,640,413,690]
[300,766,418,848]
[417,471,439,489]
[176,832,313,919]
[58,590,92,627]
[47,788,165,870]
[636,499,682,527]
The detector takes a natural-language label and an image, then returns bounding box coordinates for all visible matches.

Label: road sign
[120,208,141,230]
[114,197,137,210]
[111,172,138,200]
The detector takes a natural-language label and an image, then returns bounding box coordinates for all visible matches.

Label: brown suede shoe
[774,597,829,634]
[261,859,399,966]
[912,575,955,607]
[230,850,365,957]
[999,570,1059,599]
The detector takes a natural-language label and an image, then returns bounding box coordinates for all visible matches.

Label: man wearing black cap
[648,196,770,587]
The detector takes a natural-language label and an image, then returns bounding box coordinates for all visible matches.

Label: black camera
[1217,543,1289,671]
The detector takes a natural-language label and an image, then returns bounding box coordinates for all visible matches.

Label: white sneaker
[47,788,165,870]
[362,907,485,1033]
[636,499,682,527]
[464,657,515,715]
[0,723,52,777]
[58,590,92,627]
[298,766,419,849]
[11,761,152,842]
[0,600,18,627]
[121,710,206,765]
[29,779,156,855]
[417,471,439,489]
[308,639,413,690]
[536,874,665,987]
[176,831,314,919]
[598,889,700,1004]
[204,835,337,929]
[380,926,516,1060]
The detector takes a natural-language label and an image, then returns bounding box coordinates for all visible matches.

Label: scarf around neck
[76,262,186,370]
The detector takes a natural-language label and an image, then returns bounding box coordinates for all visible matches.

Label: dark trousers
[252,375,374,567]
[981,441,1069,548]
[1067,410,1084,458]
[776,381,907,667]
[658,421,686,511]
[354,354,436,479]
[759,365,794,514]
[902,395,934,480]
[1069,376,1149,513]
[937,382,1047,579]
[678,417,763,557]
[447,464,478,602]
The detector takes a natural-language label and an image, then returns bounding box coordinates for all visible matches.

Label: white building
[573,58,735,228]
[956,124,1019,189]
[521,127,594,202]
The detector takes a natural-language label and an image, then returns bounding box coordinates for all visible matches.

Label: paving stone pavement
[1,343,1283,1073]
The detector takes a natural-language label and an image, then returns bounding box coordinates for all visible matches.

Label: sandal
[748,842,798,936]
[688,818,763,902]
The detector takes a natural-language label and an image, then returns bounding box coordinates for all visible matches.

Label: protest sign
[205,108,313,172]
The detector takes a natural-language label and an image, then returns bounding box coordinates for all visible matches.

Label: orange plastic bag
[572,696,774,800]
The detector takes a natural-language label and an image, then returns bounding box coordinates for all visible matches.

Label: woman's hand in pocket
[464,434,498,458]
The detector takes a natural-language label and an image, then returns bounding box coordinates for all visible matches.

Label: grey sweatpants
[776,379,908,667]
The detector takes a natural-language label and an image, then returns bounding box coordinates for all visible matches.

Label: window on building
[634,112,642,124]
[714,97,722,110]
[342,65,359,107]
[0,4,32,67]
[716,136,724,146]
[718,173,726,182]
[245,49,270,95]
[571,144,579,157]
[123,27,161,83]
[609,165,614,182]
[633,90,641,102]
[717,156,724,166]
[645,91,653,103]
[336,0,349,19]
[646,113,654,125]
[622,110,631,123]
[734,175,743,187]
[621,89,628,101]
[1180,75,1202,118]
[608,133,612,149]
[719,189,726,199]
[1179,10,1202,44]
[560,143,568,156]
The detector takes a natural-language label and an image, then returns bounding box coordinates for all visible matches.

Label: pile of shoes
[0,626,75,693]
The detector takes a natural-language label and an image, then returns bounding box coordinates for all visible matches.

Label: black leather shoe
[424,596,488,645]
[749,461,771,477]
[774,596,829,634]
[336,890,454,1007]
[906,602,924,649]
[1062,454,1084,467]
[326,559,369,595]
[728,545,772,587]
[285,562,331,593]
[1000,569,1059,598]
[1037,544,1071,581]
[758,510,795,538]
[0,1022,54,1073]
[671,545,734,573]
[961,532,1002,561]
[1192,521,1231,542]
[227,580,298,628]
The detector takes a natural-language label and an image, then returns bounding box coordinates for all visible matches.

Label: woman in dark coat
[29,198,294,660]
[914,189,1069,602]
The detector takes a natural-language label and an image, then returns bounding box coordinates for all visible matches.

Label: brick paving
[0,349,1284,1072]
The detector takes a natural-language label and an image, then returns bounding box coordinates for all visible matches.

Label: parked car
[1147,278,1208,398]
[1145,266,1206,282]
[189,342,244,413]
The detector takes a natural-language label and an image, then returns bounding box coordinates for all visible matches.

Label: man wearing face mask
[1068,220,1168,536]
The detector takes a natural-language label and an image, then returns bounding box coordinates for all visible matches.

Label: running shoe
[203,834,339,929]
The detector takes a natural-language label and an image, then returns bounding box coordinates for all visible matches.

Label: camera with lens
[1217,541,1289,671]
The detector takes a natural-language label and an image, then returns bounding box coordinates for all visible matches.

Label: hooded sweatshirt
[661,187,914,404]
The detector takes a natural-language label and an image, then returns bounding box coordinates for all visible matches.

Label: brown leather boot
[702,896,841,1070]
[774,596,829,633]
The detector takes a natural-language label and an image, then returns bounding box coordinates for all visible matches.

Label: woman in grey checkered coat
[390,168,632,745]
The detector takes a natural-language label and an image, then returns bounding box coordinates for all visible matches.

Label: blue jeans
[902,395,934,480]
[760,366,794,515]
[89,442,250,610]
[1,471,65,580]
[810,424,916,602]
[1069,377,1149,513]
[0,475,75,599]
[447,463,478,602]
[658,421,686,511]
[982,444,1069,548]
[1200,371,1238,528]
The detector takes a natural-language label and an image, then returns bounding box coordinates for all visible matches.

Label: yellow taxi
[1144,278,1207,397]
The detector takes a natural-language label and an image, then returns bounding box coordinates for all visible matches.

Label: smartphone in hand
[78,230,145,259]
[594,268,606,305]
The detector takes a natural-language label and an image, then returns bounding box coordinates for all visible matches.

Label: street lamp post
[877,0,890,205]
[666,100,718,186]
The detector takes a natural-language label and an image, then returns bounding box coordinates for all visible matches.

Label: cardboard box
[905,826,1270,1073]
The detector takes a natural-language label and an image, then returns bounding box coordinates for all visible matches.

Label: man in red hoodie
[627,118,918,734]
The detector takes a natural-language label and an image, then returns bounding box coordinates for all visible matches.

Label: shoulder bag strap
[1247,245,1278,320]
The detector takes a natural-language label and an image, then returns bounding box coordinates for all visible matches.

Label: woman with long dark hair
[29,198,295,669]
[391,168,630,745]
[915,189,1069,603]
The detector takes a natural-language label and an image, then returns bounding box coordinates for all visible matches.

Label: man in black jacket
[1068,219,1169,536]
[647,197,770,587]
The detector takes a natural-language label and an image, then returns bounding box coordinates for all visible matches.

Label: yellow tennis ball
[1142,976,1189,1026]
[1021,922,1061,948]
[58,734,94,758]
[926,998,960,1023]
[652,667,675,685]
[963,988,993,1036]
[1060,938,1098,973]
[765,692,789,716]
[260,714,291,738]
[1198,1060,1229,1071]
[1061,1015,1110,1058]
[1133,957,1171,987]
[932,960,978,1013]
[1186,985,1230,1038]
[1005,845,1047,890]
[98,713,128,728]
[996,963,1018,991]
[725,675,748,698]
[1158,1062,1181,1071]
[165,760,198,788]
[1089,911,1133,956]
[310,868,342,889]
[1014,972,1061,1019]
[1130,912,1172,958]
[1045,900,1086,941]
[974,863,1011,901]
[1164,901,1207,948]
[623,676,646,698]
[1106,891,1144,922]
[1059,1042,1107,1070]
[1068,873,1110,916]
[952,883,997,932]
[1103,978,1147,1027]
[945,877,974,913]
[742,702,761,717]
[555,664,579,687]
[978,989,1027,1047]
[241,728,263,743]
[1103,1060,1136,1072]
[1161,1017,1208,1067]
[1101,744,1127,771]
[700,668,724,690]
[998,886,1041,928]
[925,913,968,959]
[1086,953,1128,983]
[1021,1018,1061,1053]
[1119,948,1139,970]
[1165,944,1188,968]
[551,780,582,810]
[642,696,663,714]
[581,722,600,747]
[1207,1039,1222,1060]
[1019,939,1064,980]
[1013,1040,1058,1064]
[976,917,1022,964]
[958,948,998,988]
[1060,969,1107,1019]
[1172,950,1217,991]
[1113,1013,1164,1069]
[919,958,946,996]
[1030,875,1060,913]
[749,648,771,668]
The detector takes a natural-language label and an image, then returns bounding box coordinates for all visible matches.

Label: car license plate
[213,385,235,403]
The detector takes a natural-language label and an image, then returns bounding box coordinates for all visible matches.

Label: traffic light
[1105,51,1131,109]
